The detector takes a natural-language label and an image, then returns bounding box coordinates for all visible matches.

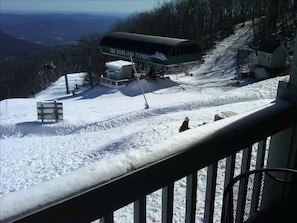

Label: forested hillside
[112,0,297,51]
[1,0,296,100]
[0,31,50,61]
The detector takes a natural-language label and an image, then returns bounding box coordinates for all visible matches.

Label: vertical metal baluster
[100,212,113,223]
[236,146,252,222]
[134,196,146,223]
[204,163,218,223]
[185,172,198,223]
[162,183,174,223]
[221,155,236,222]
[251,139,267,213]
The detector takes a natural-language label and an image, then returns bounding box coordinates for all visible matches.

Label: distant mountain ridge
[0,13,125,45]
[0,30,50,61]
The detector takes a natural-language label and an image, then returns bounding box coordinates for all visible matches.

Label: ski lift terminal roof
[99,32,202,66]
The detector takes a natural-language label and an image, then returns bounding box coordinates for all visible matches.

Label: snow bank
[1,101,285,222]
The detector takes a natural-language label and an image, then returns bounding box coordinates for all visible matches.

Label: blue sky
[0,0,172,13]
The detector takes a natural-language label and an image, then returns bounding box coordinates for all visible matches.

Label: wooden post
[62,53,70,94]
[87,47,93,87]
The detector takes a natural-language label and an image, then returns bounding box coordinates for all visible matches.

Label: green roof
[106,32,189,46]
[100,32,201,66]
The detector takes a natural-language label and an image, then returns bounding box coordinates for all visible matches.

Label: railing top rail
[1,100,296,223]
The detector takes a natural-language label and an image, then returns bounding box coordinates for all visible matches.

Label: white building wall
[290,36,297,88]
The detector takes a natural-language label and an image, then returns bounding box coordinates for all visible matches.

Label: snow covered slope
[0,21,289,222]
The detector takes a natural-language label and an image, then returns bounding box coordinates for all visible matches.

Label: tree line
[112,0,297,51]
[0,35,104,100]
[1,0,296,100]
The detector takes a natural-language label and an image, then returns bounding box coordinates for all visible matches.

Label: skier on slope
[179,117,190,132]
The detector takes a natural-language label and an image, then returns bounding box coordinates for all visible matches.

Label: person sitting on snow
[179,117,190,132]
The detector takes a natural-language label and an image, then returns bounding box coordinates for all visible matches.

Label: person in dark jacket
[179,117,190,132]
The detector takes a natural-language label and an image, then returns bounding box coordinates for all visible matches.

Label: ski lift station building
[99,32,202,66]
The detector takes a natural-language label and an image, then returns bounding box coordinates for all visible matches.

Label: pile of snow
[0,21,289,222]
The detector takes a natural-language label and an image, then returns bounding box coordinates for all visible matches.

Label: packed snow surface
[0,21,289,222]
